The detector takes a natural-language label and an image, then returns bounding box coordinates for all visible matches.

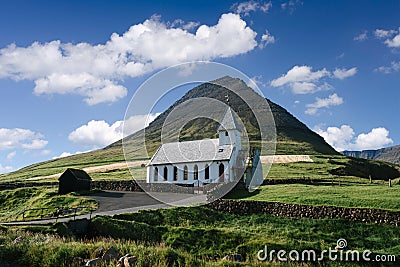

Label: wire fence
[19,205,96,223]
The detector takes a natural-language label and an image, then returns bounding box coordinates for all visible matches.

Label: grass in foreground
[226,183,400,211]
[0,187,97,222]
[1,206,399,266]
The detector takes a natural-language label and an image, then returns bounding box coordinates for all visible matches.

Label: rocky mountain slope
[342,145,400,165]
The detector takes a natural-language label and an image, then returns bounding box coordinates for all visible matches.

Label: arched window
[194,165,198,180]
[174,166,178,181]
[219,163,224,182]
[163,166,168,181]
[184,165,188,180]
[154,167,158,182]
[205,164,209,180]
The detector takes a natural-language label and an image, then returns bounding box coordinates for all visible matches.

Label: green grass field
[1,206,399,266]
[0,187,97,222]
[89,168,143,181]
[266,155,400,181]
[227,183,400,211]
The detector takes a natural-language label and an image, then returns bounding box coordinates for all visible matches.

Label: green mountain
[115,76,338,156]
[0,76,339,181]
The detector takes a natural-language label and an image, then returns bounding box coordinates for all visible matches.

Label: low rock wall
[206,199,400,226]
[91,180,194,194]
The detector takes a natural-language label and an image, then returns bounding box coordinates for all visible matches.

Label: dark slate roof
[59,168,92,181]
[218,108,240,131]
[148,139,233,165]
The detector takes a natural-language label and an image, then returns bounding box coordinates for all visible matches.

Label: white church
[146,108,244,186]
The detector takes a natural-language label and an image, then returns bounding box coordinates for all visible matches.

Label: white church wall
[147,160,232,185]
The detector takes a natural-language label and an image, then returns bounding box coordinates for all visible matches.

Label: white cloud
[271,65,329,87]
[52,150,89,159]
[68,113,160,148]
[0,128,48,150]
[6,151,16,160]
[56,152,73,158]
[259,30,275,48]
[21,139,48,150]
[385,33,400,48]
[0,13,258,105]
[0,164,13,174]
[34,73,128,106]
[69,120,123,148]
[354,31,368,41]
[315,125,354,151]
[374,29,396,39]
[375,61,400,74]
[355,128,393,151]
[372,27,400,48]
[270,65,330,94]
[271,65,357,94]
[315,125,393,151]
[333,67,357,80]
[232,1,272,16]
[305,93,343,115]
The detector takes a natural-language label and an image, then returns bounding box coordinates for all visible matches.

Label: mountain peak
[121,76,337,156]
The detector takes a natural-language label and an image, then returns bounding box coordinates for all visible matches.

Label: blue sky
[0,0,399,173]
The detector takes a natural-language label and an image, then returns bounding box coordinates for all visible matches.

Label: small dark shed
[58,168,92,194]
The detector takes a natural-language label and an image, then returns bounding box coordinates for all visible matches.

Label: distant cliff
[342,145,400,165]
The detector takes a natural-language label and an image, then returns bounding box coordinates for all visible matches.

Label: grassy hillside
[0,146,125,182]
[0,187,97,222]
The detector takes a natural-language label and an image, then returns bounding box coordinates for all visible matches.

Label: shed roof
[148,139,233,165]
[59,168,92,181]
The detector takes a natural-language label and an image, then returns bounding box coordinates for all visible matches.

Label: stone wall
[91,180,194,194]
[207,199,400,226]
[0,182,57,191]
